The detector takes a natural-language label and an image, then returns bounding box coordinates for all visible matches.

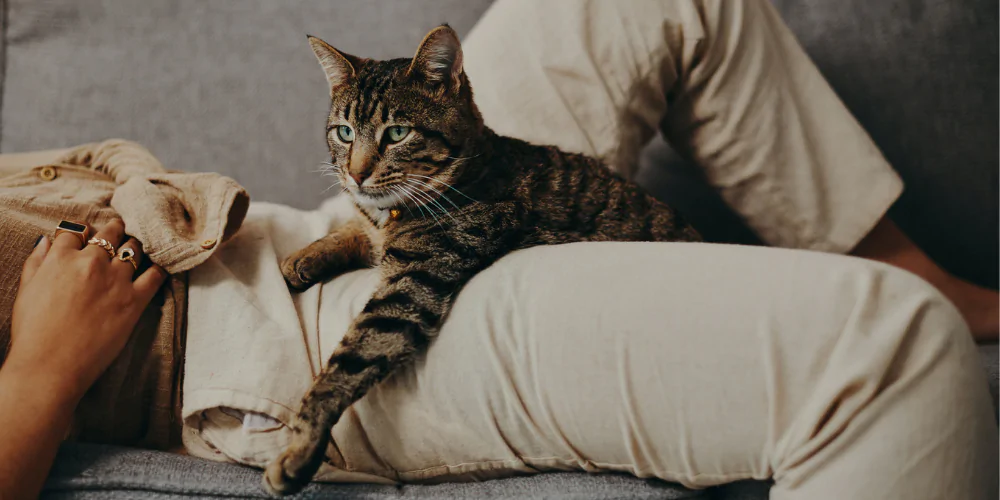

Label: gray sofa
[2,0,996,498]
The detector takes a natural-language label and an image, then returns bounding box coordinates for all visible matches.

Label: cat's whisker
[396,184,428,220]
[409,191,445,230]
[321,181,344,195]
[314,162,342,174]
[446,153,481,161]
[388,186,413,215]
[389,186,417,219]
[401,184,439,216]
[401,184,446,230]
[406,174,478,203]
[406,178,463,214]
[315,168,342,179]
[404,181,457,225]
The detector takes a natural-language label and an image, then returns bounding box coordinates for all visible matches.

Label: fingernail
[33,235,45,247]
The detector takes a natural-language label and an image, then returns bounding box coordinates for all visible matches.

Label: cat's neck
[447,127,505,196]
[454,127,540,191]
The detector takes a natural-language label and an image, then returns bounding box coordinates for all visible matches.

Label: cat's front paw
[263,448,312,497]
[281,255,316,292]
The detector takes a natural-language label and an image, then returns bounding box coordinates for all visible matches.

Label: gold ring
[117,247,139,271]
[87,237,116,258]
[54,220,92,247]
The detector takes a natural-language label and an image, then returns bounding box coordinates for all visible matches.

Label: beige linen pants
[181,1,997,499]
[185,201,997,500]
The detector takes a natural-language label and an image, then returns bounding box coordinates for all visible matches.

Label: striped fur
[264,26,700,496]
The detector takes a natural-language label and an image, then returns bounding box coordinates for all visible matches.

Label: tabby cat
[263,25,701,495]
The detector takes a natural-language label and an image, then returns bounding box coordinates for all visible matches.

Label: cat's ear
[307,35,361,92]
[408,25,463,91]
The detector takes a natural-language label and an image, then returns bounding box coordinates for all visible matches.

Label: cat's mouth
[348,184,404,211]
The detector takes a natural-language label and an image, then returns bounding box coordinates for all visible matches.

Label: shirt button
[38,166,58,181]
[201,239,217,249]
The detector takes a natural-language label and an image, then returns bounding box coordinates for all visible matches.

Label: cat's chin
[347,187,399,212]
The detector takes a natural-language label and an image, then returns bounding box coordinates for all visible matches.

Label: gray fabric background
[0,0,996,498]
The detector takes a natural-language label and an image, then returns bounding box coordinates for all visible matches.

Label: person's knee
[866,263,991,407]
[772,261,996,499]
[876,263,970,340]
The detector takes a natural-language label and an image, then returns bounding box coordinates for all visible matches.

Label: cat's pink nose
[350,171,370,186]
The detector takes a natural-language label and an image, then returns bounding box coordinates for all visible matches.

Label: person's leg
[319,243,997,499]
[461,0,998,340]
[659,0,999,341]
[852,219,999,341]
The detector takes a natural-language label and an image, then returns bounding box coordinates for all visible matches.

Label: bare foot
[851,218,999,342]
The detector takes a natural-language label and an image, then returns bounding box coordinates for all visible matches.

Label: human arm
[0,220,166,500]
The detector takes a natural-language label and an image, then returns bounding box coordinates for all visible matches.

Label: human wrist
[0,353,88,407]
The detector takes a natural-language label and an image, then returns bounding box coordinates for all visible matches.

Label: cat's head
[308,25,481,211]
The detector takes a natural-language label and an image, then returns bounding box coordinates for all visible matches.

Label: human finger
[111,237,144,279]
[51,220,92,252]
[82,219,126,261]
[133,264,168,304]
[19,235,51,287]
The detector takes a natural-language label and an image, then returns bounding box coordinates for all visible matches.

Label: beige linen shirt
[0,139,248,450]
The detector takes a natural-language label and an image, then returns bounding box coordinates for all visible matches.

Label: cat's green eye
[386,125,411,143]
[336,125,355,143]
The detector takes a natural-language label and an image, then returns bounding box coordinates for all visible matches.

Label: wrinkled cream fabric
[184,196,997,499]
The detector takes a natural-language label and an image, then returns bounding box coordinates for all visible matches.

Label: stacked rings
[57,220,141,271]
[87,237,116,258]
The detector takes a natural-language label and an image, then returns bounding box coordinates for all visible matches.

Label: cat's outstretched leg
[264,263,460,495]
[266,205,515,495]
[281,220,371,292]
[262,407,334,496]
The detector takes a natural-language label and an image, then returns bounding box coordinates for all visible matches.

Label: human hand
[7,219,167,404]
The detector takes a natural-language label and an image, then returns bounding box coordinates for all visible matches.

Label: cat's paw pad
[263,450,310,497]
[280,256,315,292]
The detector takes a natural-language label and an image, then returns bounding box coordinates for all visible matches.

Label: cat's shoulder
[488,132,592,167]
[488,132,610,182]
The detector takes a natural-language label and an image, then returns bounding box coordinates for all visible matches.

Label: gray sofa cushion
[43,443,707,500]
